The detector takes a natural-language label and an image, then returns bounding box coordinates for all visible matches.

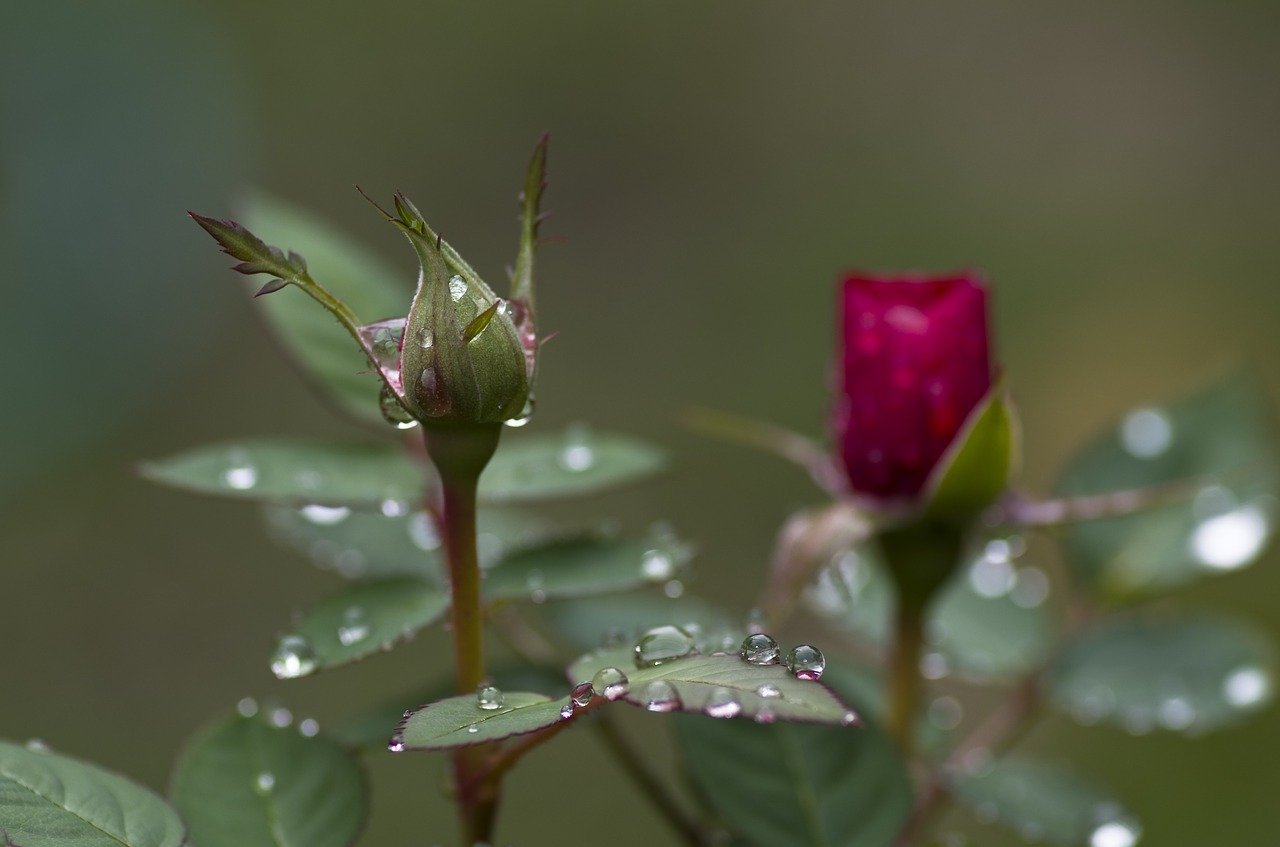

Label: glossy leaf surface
[0,740,185,847]
[540,593,739,653]
[394,693,567,750]
[483,531,686,604]
[171,711,365,847]
[479,427,665,502]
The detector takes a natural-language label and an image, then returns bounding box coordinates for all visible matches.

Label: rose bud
[833,272,1013,513]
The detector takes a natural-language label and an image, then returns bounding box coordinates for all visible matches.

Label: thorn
[354,185,394,220]
[435,233,442,250]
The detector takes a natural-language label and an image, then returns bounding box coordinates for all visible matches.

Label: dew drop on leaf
[476,684,505,711]
[642,680,682,712]
[739,633,780,666]
[592,667,630,701]
[571,681,595,708]
[634,625,697,668]
[705,687,743,719]
[785,644,826,680]
[271,635,317,679]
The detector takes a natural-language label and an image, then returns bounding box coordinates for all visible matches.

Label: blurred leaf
[568,647,857,725]
[539,592,740,653]
[483,530,687,604]
[171,711,366,847]
[820,661,951,755]
[141,439,424,506]
[1055,375,1278,598]
[674,714,911,847]
[263,503,549,580]
[478,426,666,502]
[951,758,1139,846]
[271,579,449,678]
[333,665,568,749]
[806,539,1053,681]
[241,193,412,426]
[927,386,1018,518]
[394,692,567,750]
[0,740,185,847]
[1047,612,1274,734]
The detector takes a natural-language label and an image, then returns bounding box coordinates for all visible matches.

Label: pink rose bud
[834,272,993,502]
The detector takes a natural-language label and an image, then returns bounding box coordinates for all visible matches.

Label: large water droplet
[705,687,743,719]
[1223,666,1271,708]
[300,504,351,526]
[634,625,697,668]
[1189,502,1270,571]
[271,635,317,679]
[223,449,258,490]
[448,274,468,302]
[338,606,371,646]
[739,633,780,666]
[505,397,535,428]
[592,667,630,701]
[968,554,1015,598]
[557,424,595,472]
[256,772,276,792]
[416,327,434,349]
[571,681,595,708]
[408,512,441,551]
[476,684,505,711]
[641,680,682,712]
[785,645,826,680]
[380,384,418,429]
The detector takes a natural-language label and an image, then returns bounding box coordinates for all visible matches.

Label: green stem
[885,595,926,755]
[423,424,503,847]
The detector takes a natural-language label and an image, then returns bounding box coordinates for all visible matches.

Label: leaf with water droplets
[539,593,740,653]
[1054,374,1278,599]
[394,692,568,750]
[140,439,425,506]
[806,542,1052,681]
[240,193,412,426]
[483,530,688,604]
[171,710,366,847]
[568,647,857,725]
[273,578,449,677]
[1047,612,1273,734]
[478,427,666,502]
[674,714,910,847]
[0,740,185,847]
[951,757,1140,847]
[263,503,550,581]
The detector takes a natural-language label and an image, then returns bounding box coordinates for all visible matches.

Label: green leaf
[479,426,666,502]
[271,579,449,678]
[190,213,306,281]
[1055,374,1278,598]
[539,592,740,653]
[0,740,185,847]
[483,528,689,604]
[140,439,425,507]
[674,714,911,847]
[806,540,1053,681]
[241,193,412,426]
[1047,612,1274,734]
[926,385,1018,518]
[333,665,569,749]
[951,758,1139,846]
[568,647,857,725]
[393,692,567,750]
[171,711,366,847]
[263,503,550,581]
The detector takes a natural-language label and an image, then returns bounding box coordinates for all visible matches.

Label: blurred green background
[3,0,1279,844]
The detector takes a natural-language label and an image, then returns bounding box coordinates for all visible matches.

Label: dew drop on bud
[271,635,317,679]
[475,684,505,711]
[380,384,418,429]
[592,667,630,701]
[634,625,697,668]
[448,274,468,302]
[739,633,781,666]
[642,680,682,713]
[705,687,743,719]
[571,681,595,708]
[785,645,826,680]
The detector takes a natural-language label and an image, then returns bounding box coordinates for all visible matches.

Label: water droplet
[381,498,410,517]
[417,327,434,349]
[1223,666,1271,708]
[476,684,505,711]
[380,384,418,429]
[300,504,350,526]
[919,651,949,680]
[409,512,440,551]
[739,633,780,666]
[505,397,535,428]
[467,724,481,734]
[641,549,675,581]
[968,554,1015,598]
[842,711,859,726]
[25,739,49,753]
[270,707,292,728]
[299,718,320,737]
[571,681,595,708]
[754,705,777,724]
[338,606,371,646]
[236,698,259,718]
[634,625,698,668]
[256,772,276,792]
[785,645,826,680]
[1090,821,1140,847]
[1011,567,1050,608]
[557,424,594,471]
[663,580,684,598]
[271,635,317,679]
[705,687,743,719]
[223,449,258,490]
[388,739,405,753]
[1120,407,1173,458]
[421,366,438,393]
[1190,502,1270,570]
[1157,696,1195,730]
[756,684,782,699]
[642,680,682,712]
[448,274,468,302]
[928,696,963,730]
[592,667,630,700]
